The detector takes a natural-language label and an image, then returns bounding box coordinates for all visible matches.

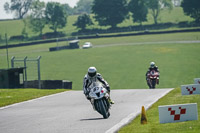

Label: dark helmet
[88,67,97,77]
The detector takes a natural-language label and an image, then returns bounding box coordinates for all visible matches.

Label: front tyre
[100,99,109,119]
[147,79,152,89]
[152,79,156,89]
[94,99,109,119]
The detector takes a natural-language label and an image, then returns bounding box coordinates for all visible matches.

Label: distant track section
[0,40,200,56]
[0,28,200,49]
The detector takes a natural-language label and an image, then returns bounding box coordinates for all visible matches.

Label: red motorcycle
[147,70,159,89]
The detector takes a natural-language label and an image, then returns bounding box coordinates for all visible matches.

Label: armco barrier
[26,80,72,89]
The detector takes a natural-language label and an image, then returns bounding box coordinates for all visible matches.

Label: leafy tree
[28,0,46,36]
[0,35,3,43]
[147,0,173,24]
[22,19,28,39]
[4,0,34,19]
[181,0,200,22]
[92,0,129,28]
[45,2,67,33]
[74,0,93,14]
[129,0,148,25]
[73,14,93,31]
[63,4,74,16]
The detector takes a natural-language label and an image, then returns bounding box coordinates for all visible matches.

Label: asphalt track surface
[0,89,173,133]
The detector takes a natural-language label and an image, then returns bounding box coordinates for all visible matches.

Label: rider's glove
[85,94,91,100]
[106,86,110,93]
[85,90,89,96]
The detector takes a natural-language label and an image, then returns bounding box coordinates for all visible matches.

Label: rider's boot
[109,98,114,104]
[157,77,159,84]
[108,92,114,104]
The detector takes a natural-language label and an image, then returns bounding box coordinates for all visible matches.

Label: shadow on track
[80,118,105,121]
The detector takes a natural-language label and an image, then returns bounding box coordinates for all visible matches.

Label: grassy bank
[1,32,200,90]
[0,89,69,107]
[119,88,200,133]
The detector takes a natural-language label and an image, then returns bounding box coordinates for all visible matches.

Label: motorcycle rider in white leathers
[83,67,114,104]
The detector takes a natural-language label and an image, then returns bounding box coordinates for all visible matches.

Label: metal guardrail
[11,56,42,89]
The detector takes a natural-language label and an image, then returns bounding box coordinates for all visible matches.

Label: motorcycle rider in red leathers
[146,62,160,88]
[83,67,114,104]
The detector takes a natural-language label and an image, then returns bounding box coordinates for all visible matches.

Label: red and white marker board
[159,103,198,124]
[194,78,200,84]
[181,84,200,95]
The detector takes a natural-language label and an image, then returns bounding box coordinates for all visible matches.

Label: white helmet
[150,62,155,68]
[88,67,97,77]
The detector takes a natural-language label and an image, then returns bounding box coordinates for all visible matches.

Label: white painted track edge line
[0,91,71,110]
[105,88,174,133]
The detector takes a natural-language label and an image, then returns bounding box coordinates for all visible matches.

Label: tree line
[4,0,200,36]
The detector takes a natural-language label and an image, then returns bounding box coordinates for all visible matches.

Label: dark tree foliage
[63,4,74,16]
[4,0,34,19]
[129,0,148,25]
[73,14,93,31]
[28,0,46,36]
[74,0,93,14]
[45,2,67,33]
[92,0,129,28]
[181,0,200,22]
[147,0,172,24]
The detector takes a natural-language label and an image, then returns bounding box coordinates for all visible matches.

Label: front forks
[90,98,96,111]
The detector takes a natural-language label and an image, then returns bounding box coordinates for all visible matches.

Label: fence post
[24,56,28,87]
[11,56,15,68]
[37,56,42,89]
[10,56,42,89]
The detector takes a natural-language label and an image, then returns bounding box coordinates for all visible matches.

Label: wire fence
[11,56,41,88]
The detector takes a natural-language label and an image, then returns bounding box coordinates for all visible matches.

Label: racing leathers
[83,73,110,99]
[146,66,159,77]
[146,66,160,86]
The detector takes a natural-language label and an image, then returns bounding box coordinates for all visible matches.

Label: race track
[0,89,173,133]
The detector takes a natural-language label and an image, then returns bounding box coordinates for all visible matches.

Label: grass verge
[0,89,69,107]
[119,88,200,133]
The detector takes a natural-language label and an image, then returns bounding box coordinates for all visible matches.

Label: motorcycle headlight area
[90,87,106,98]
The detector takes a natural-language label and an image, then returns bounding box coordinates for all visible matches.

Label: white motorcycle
[88,81,111,119]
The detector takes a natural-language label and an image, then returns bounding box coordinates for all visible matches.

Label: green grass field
[1,32,200,90]
[0,89,68,107]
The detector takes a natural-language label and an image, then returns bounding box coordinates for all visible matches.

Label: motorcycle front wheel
[95,99,110,119]
[152,79,156,89]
